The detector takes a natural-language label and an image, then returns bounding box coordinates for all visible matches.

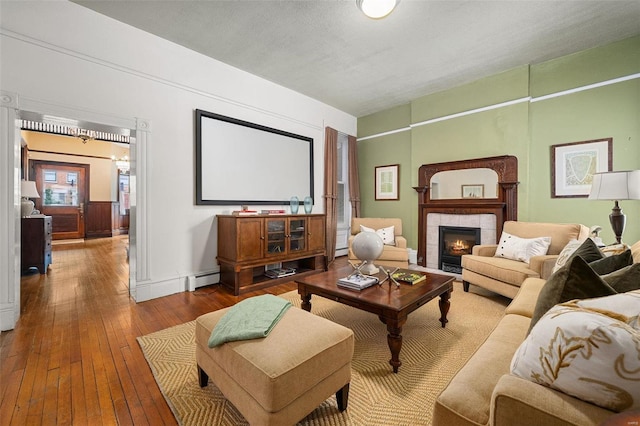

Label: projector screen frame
[195,109,314,206]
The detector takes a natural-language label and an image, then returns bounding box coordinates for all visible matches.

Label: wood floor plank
[1,235,341,423]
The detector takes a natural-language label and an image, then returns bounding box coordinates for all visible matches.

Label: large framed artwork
[551,138,612,198]
[375,164,399,200]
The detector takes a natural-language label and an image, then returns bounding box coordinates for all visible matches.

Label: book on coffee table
[391,271,426,285]
[337,274,379,290]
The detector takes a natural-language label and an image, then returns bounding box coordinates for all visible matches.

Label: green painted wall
[357,36,640,250]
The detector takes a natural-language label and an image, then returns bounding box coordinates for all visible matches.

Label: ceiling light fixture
[356,0,400,19]
[69,127,96,144]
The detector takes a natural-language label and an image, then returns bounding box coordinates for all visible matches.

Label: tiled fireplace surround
[426,213,496,270]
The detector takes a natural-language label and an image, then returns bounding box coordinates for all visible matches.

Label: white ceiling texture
[73,0,640,117]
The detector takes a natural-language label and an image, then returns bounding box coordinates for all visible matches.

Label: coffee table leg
[386,319,405,373]
[439,290,451,328]
[300,293,312,312]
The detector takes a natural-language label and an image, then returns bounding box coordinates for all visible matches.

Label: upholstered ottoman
[195,305,354,425]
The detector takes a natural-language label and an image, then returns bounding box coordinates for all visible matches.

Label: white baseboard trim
[135,277,184,302]
[135,266,222,302]
[0,303,17,331]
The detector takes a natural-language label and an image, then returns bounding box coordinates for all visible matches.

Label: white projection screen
[195,109,314,205]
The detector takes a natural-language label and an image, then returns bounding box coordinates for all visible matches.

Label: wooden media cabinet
[217,214,326,295]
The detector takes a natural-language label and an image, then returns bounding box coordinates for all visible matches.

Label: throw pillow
[494,231,551,263]
[511,301,640,412]
[360,224,395,245]
[528,256,617,333]
[601,263,640,293]
[575,289,640,318]
[552,239,583,273]
[568,237,604,264]
[589,249,633,275]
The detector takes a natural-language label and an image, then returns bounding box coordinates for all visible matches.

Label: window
[336,133,351,251]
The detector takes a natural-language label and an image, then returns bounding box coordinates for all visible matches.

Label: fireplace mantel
[413,156,518,267]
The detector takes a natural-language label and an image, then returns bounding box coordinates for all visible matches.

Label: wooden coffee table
[296,265,454,373]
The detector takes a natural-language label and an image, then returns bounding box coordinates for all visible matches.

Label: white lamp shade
[21,180,40,199]
[356,0,399,19]
[588,170,640,200]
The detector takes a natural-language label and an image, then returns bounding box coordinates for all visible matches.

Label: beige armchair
[348,218,409,269]
[461,221,590,298]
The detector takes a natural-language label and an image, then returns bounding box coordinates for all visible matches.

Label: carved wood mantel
[413,155,518,267]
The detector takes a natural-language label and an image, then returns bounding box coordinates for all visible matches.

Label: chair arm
[394,236,407,249]
[471,244,497,257]
[491,375,613,426]
[528,255,558,279]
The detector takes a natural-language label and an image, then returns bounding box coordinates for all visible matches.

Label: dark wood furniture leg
[385,317,406,374]
[439,289,451,327]
[300,292,312,312]
[463,280,470,292]
[336,383,350,411]
[198,365,209,387]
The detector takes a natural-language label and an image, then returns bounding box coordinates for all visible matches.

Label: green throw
[208,294,292,347]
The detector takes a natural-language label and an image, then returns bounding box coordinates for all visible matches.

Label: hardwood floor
[1,236,344,425]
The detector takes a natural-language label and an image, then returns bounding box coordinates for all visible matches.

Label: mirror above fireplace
[430,168,498,199]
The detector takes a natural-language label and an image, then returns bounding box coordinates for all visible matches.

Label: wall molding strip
[357,126,411,141]
[530,72,640,103]
[358,72,640,141]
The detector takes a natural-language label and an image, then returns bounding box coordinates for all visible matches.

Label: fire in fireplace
[438,226,481,274]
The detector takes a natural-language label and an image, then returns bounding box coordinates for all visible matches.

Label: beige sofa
[462,221,590,298]
[433,240,640,426]
[348,217,409,269]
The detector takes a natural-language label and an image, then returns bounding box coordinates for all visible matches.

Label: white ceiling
[73,1,640,117]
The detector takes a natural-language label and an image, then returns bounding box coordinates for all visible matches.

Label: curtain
[347,134,361,219]
[323,127,338,265]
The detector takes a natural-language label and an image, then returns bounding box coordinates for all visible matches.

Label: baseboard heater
[187,269,220,291]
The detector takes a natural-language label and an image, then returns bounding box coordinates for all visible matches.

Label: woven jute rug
[138,282,509,425]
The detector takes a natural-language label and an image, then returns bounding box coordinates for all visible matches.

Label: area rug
[138,282,509,425]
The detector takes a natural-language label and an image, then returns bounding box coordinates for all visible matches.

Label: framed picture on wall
[551,138,612,198]
[461,184,484,198]
[375,164,399,200]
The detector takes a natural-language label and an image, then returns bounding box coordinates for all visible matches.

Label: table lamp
[21,180,40,217]
[588,170,640,244]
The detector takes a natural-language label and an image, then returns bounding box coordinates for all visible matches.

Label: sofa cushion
[505,278,546,318]
[528,256,617,332]
[434,314,531,425]
[495,232,551,264]
[462,255,541,286]
[511,293,640,412]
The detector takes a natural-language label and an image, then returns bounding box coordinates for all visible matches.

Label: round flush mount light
[356,0,400,19]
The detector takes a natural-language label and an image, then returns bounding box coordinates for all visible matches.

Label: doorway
[32,160,89,240]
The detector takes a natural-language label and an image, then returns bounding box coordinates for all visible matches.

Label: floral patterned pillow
[511,291,640,412]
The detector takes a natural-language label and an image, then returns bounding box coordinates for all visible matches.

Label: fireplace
[438,226,481,274]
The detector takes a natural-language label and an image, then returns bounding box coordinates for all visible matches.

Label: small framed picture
[375,164,399,201]
[461,184,484,198]
[551,138,612,198]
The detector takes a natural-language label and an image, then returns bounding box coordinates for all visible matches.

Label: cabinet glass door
[289,218,306,252]
[266,218,286,255]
